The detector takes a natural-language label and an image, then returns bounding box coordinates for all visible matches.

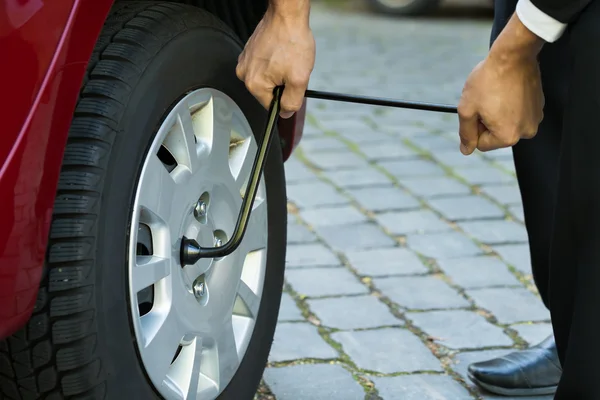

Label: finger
[457,105,480,156]
[244,75,275,111]
[476,129,519,152]
[280,74,309,119]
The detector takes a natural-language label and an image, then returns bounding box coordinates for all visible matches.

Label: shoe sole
[467,372,557,396]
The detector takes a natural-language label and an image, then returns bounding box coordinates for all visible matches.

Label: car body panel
[0,0,305,339]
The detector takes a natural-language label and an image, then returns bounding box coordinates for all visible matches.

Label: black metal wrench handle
[180,88,458,266]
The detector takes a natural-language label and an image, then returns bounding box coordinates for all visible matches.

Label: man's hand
[457,14,545,155]
[236,1,315,118]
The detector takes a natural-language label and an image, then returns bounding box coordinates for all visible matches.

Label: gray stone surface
[407,310,513,349]
[300,205,367,227]
[436,256,521,288]
[269,323,338,362]
[400,176,472,198]
[332,328,443,373]
[278,292,304,322]
[513,323,553,346]
[308,295,401,329]
[316,222,397,251]
[433,150,490,167]
[304,151,370,170]
[376,210,453,235]
[284,158,318,183]
[344,247,429,276]
[286,243,340,268]
[287,181,349,209]
[298,136,349,153]
[454,166,516,186]
[345,186,421,212]
[482,184,523,205]
[372,375,474,400]
[374,276,470,310]
[407,232,482,259]
[358,141,416,160]
[324,167,391,188]
[379,159,447,177]
[287,223,318,244]
[286,267,369,297]
[458,220,528,245]
[466,287,550,324]
[428,196,505,221]
[263,364,365,400]
[493,244,532,275]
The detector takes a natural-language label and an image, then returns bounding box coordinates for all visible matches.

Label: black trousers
[491,1,600,398]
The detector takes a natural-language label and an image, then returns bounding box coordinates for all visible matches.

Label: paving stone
[319,118,373,133]
[304,151,370,170]
[407,231,482,259]
[263,364,364,400]
[513,323,553,346]
[495,159,517,174]
[482,147,515,160]
[286,243,339,268]
[316,223,397,251]
[400,176,472,198]
[358,141,417,160]
[278,292,304,321]
[372,374,474,400]
[378,159,447,177]
[437,256,521,288]
[509,204,524,222]
[408,310,513,349]
[433,150,490,167]
[285,157,317,183]
[376,210,453,235]
[374,276,470,310]
[338,129,394,144]
[458,220,528,245]
[345,186,421,212]
[298,136,349,152]
[286,268,369,297]
[466,287,550,324]
[324,167,391,188]
[344,247,428,277]
[287,223,318,244]
[428,195,505,221]
[454,166,516,186]
[308,295,401,329]
[481,184,523,205]
[409,134,459,152]
[300,205,367,227]
[332,328,443,373]
[493,244,532,275]
[268,323,338,362]
[287,181,349,209]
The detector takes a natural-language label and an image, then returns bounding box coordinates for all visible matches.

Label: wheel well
[114,0,268,41]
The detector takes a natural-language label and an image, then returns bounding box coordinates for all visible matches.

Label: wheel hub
[127,88,269,400]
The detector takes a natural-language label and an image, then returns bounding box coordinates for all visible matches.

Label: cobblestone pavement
[259,4,553,400]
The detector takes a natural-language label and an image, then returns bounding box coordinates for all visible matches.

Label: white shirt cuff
[516,0,567,43]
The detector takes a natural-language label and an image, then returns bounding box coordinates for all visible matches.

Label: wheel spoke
[207,96,233,170]
[185,338,203,400]
[140,308,183,382]
[132,256,171,293]
[232,136,257,193]
[215,319,239,389]
[138,154,177,222]
[163,106,201,174]
[233,280,260,319]
[240,198,268,253]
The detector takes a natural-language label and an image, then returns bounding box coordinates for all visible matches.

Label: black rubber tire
[367,0,441,16]
[0,2,287,400]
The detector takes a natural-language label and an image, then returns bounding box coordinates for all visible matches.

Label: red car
[0,1,305,399]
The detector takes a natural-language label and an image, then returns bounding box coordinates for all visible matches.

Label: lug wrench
[180,87,458,266]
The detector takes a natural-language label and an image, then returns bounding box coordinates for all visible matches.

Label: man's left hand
[457,14,546,155]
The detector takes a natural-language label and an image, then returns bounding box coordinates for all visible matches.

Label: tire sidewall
[94,25,286,399]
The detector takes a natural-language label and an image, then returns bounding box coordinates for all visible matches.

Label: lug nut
[193,279,205,299]
[194,201,207,219]
[215,238,223,247]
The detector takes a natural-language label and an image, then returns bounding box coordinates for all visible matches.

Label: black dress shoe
[467,335,562,396]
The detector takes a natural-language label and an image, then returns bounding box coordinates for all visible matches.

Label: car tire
[367,0,441,16]
[0,2,286,400]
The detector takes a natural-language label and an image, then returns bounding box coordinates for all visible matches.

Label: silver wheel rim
[127,88,268,400]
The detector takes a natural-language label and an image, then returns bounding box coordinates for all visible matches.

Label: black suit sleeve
[530,0,593,23]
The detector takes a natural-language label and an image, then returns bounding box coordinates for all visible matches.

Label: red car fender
[0,0,304,339]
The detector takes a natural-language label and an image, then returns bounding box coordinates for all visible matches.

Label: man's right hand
[236,1,315,118]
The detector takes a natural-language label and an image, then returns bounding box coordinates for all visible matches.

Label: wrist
[489,13,545,64]
[268,0,311,23]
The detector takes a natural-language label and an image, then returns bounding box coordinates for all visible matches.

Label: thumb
[458,106,480,155]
